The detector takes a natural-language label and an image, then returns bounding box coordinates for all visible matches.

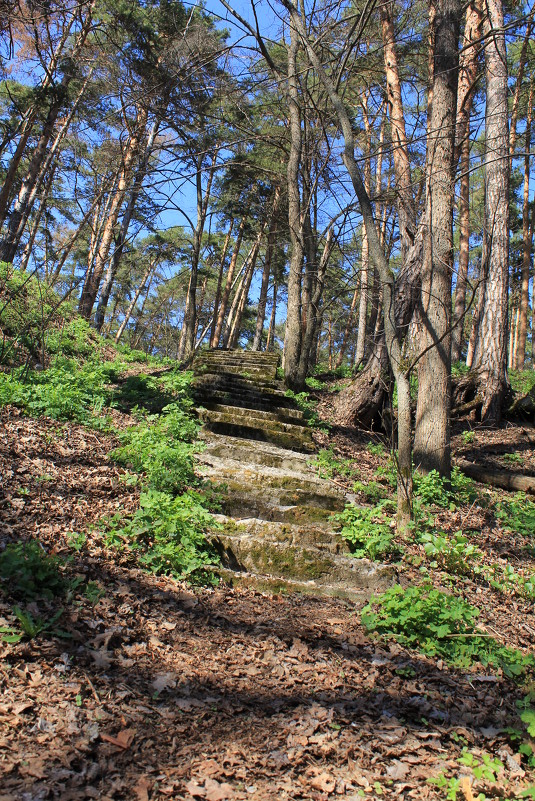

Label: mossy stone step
[209,530,394,589]
[200,434,313,472]
[193,372,283,394]
[198,407,312,437]
[198,402,305,426]
[215,569,375,605]
[193,361,278,381]
[211,514,350,553]
[202,419,315,453]
[195,391,299,416]
[198,463,345,514]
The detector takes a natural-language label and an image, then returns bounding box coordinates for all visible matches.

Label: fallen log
[455,459,535,494]
[452,397,482,417]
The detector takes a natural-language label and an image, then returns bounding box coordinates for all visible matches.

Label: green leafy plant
[462,430,475,445]
[284,389,324,429]
[503,451,522,465]
[361,584,533,676]
[496,494,535,537]
[419,530,483,576]
[311,448,357,480]
[11,606,69,640]
[414,467,476,510]
[352,479,389,503]
[334,500,398,560]
[111,402,199,494]
[0,541,67,600]
[104,490,218,582]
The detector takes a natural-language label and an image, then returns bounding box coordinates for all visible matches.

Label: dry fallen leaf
[459,775,475,801]
[134,776,151,801]
[101,728,136,750]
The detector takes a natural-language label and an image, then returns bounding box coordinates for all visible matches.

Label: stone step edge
[215,568,375,605]
[198,408,313,437]
[198,402,305,425]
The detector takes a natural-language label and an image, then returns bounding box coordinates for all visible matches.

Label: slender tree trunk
[472,0,510,422]
[227,228,264,349]
[451,133,471,362]
[19,163,57,273]
[266,280,278,352]
[252,187,281,351]
[283,21,305,388]
[380,0,417,256]
[178,154,215,361]
[94,117,160,331]
[209,220,233,346]
[297,227,334,383]
[414,0,460,477]
[509,8,534,157]
[335,285,359,369]
[79,108,148,319]
[211,210,248,348]
[515,75,534,370]
[115,263,154,344]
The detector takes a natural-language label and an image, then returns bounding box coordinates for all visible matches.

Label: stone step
[211,514,350,554]
[200,418,315,453]
[208,527,394,592]
[200,434,314,473]
[194,350,280,364]
[198,407,311,437]
[215,568,374,605]
[193,372,283,394]
[197,402,305,427]
[194,391,300,416]
[198,459,345,511]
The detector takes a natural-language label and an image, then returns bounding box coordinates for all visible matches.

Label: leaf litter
[0,405,534,799]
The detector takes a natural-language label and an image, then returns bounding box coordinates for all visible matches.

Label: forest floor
[1,377,535,801]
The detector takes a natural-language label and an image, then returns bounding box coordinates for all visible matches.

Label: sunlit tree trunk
[472,0,509,421]
[515,75,534,370]
[211,210,248,348]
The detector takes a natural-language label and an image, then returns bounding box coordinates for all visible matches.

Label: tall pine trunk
[472,0,510,422]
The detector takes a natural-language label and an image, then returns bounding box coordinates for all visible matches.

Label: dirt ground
[1,404,534,800]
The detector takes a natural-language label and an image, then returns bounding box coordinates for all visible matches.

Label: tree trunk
[94,117,160,331]
[227,229,264,349]
[209,220,233,346]
[266,280,278,351]
[515,74,534,370]
[297,227,334,383]
[451,132,471,362]
[115,262,154,344]
[283,21,304,388]
[472,0,509,422]
[252,186,281,351]
[211,210,248,348]
[79,108,147,319]
[414,0,460,477]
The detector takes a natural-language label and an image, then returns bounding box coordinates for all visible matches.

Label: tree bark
[79,107,148,319]
[472,0,509,422]
[252,186,281,351]
[451,132,470,363]
[114,262,154,344]
[94,117,160,331]
[515,74,534,370]
[211,210,248,348]
[283,20,305,388]
[413,0,460,477]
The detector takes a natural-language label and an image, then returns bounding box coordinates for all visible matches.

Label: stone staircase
[192,350,393,602]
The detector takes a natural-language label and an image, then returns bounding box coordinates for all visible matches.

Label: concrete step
[193,372,283,394]
[211,514,350,554]
[194,350,280,364]
[194,391,301,416]
[199,434,314,473]
[197,402,305,427]
[209,526,394,593]
[201,418,314,453]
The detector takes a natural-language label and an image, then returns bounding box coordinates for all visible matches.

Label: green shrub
[112,402,199,494]
[334,500,398,560]
[105,489,218,581]
[0,541,67,600]
[419,530,483,576]
[362,584,532,676]
[496,493,535,537]
[414,467,476,509]
[311,447,356,480]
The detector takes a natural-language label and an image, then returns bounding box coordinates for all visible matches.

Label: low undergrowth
[362,584,533,678]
